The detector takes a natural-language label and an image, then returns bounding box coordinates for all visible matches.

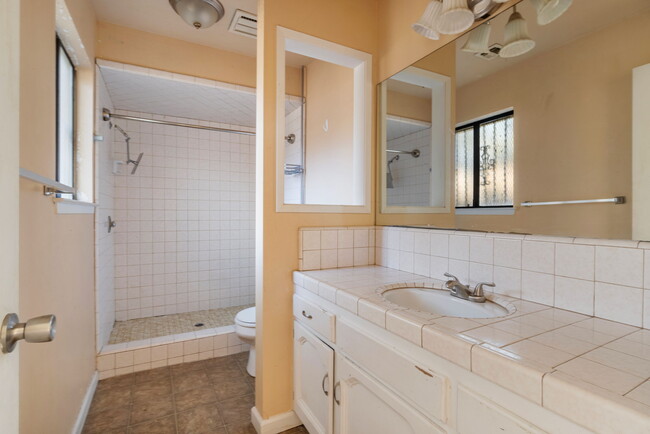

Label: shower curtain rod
[102,108,256,136]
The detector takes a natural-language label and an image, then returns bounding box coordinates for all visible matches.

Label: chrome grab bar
[19,168,75,196]
[520,196,625,207]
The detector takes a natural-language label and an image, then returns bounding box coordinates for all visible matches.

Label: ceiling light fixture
[169,0,225,30]
[499,7,536,58]
[412,1,443,40]
[438,0,476,34]
[461,22,491,53]
[530,0,573,25]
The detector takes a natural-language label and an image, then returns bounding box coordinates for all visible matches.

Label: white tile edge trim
[251,407,301,434]
[455,207,515,215]
[72,370,98,434]
[54,198,97,214]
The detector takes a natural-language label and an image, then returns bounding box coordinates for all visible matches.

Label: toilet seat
[235,307,256,327]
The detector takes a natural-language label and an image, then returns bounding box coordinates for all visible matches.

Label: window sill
[455,207,514,216]
[54,198,97,215]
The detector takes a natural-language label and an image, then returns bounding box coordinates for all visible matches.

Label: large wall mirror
[378,0,650,240]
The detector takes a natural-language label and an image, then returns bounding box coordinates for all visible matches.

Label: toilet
[234,306,256,377]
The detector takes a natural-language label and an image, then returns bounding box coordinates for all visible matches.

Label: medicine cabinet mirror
[276,27,372,213]
[378,0,650,240]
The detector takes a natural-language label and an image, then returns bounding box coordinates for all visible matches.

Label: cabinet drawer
[294,294,336,342]
[337,319,448,423]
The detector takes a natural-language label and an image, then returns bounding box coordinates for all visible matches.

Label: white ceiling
[92,0,258,58]
[98,62,302,127]
[456,0,650,87]
[386,116,431,141]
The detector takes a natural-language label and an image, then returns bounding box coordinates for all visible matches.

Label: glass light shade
[492,0,509,2]
[461,23,491,53]
[531,0,573,25]
[169,0,225,29]
[500,10,536,58]
[412,1,443,40]
[438,0,475,35]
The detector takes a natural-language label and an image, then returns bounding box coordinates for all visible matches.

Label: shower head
[129,153,144,175]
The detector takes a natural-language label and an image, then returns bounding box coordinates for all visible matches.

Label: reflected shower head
[387,154,400,189]
[129,153,144,174]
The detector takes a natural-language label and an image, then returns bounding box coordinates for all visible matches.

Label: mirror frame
[275,27,372,213]
[379,67,452,214]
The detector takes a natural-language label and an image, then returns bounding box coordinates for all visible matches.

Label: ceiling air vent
[228,9,257,39]
[474,43,503,61]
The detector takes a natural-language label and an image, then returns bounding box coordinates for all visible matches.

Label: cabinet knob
[1,313,56,354]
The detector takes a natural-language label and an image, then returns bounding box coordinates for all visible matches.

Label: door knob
[1,313,56,354]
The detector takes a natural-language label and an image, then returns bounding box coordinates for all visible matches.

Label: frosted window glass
[57,43,74,189]
[479,116,514,206]
[455,127,474,207]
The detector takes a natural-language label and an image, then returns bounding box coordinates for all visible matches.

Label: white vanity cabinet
[334,353,446,434]
[294,321,335,434]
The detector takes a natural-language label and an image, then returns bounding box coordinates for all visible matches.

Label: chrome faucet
[444,273,494,303]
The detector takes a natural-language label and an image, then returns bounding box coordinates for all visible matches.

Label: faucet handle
[444,272,459,282]
[472,282,495,299]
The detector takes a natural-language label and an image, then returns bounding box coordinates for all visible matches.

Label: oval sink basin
[382,287,509,319]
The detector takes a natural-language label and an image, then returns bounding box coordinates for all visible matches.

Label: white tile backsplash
[554,276,594,316]
[470,236,493,265]
[595,247,644,288]
[522,241,555,274]
[555,244,595,281]
[449,235,470,260]
[594,282,643,327]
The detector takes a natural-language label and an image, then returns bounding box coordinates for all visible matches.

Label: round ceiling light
[500,8,536,58]
[438,0,475,35]
[169,0,225,30]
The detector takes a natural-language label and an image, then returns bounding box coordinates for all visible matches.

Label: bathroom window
[56,37,75,192]
[455,111,514,209]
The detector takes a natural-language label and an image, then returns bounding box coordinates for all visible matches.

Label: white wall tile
[399,251,415,273]
[400,231,415,252]
[644,290,650,329]
[321,230,338,250]
[470,237,494,265]
[555,244,595,281]
[469,262,493,286]
[338,230,354,249]
[302,231,321,251]
[353,229,369,248]
[595,247,643,288]
[522,241,554,274]
[414,253,430,277]
[594,282,643,327]
[494,239,522,269]
[430,256,449,280]
[555,276,594,315]
[449,235,470,261]
[521,271,554,306]
[414,232,431,255]
[430,234,449,257]
[449,259,469,283]
[493,267,522,298]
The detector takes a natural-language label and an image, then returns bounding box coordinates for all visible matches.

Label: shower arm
[387,149,421,158]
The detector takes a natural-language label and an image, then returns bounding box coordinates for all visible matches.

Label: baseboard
[72,370,99,434]
[251,406,301,434]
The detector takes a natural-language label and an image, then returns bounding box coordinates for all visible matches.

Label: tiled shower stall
[94,60,257,376]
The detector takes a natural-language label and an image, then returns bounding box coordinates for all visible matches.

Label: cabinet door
[294,321,335,434]
[334,354,446,434]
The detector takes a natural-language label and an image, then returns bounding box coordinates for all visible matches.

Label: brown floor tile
[172,360,206,375]
[217,394,255,426]
[213,377,252,402]
[206,363,246,383]
[96,374,136,391]
[130,395,175,425]
[280,426,309,434]
[135,366,171,384]
[176,403,225,434]
[88,387,133,414]
[128,415,177,434]
[174,386,219,412]
[82,406,131,434]
[133,377,173,402]
[203,355,240,369]
[174,369,211,393]
[226,422,257,434]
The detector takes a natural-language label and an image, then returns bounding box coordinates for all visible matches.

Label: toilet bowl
[234,306,256,377]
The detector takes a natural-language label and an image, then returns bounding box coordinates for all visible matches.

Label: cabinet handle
[302,310,313,319]
[322,373,329,396]
[334,381,341,405]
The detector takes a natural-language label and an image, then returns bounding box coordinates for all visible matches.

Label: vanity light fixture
[438,0,476,34]
[461,22,491,53]
[499,7,536,58]
[412,0,503,39]
[412,1,443,40]
[530,0,573,25]
[169,0,225,29]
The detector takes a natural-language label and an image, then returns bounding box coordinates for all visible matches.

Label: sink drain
[194,322,205,327]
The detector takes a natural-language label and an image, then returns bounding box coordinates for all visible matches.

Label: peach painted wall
[455,11,650,239]
[18,1,97,433]
[386,90,431,123]
[256,0,378,418]
[304,60,355,205]
[96,21,302,96]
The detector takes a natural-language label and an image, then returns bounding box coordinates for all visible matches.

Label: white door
[334,354,446,434]
[294,321,335,434]
[0,1,22,432]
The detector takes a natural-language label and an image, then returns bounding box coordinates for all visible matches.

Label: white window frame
[275,27,372,213]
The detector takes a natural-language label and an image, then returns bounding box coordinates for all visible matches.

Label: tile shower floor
[109,305,254,344]
[83,352,308,434]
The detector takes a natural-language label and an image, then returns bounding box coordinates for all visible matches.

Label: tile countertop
[293,265,650,432]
